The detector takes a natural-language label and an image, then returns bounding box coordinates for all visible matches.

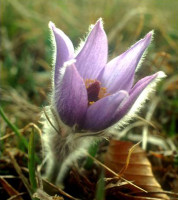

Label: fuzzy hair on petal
[109,71,166,134]
[74,18,104,57]
[135,30,154,72]
[51,59,76,107]
[48,21,57,89]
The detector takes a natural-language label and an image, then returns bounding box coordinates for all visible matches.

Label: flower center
[85,79,109,105]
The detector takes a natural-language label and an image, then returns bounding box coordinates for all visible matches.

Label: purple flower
[43,19,166,184]
[49,19,165,132]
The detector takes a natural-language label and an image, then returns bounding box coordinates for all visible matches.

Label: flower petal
[111,71,166,125]
[55,62,88,127]
[75,19,108,80]
[49,22,74,86]
[100,31,153,93]
[83,90,128,131]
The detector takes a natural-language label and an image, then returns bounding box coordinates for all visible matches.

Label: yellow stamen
[98,86,109,99]
[89,101,95,105]
[84,79,109,105]
[85,79,96,88]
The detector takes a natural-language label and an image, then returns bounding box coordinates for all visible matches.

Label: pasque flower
[42,19,166,184]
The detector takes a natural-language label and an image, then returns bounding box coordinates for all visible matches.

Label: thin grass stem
[28,128,37,192]
[0,106,28,149]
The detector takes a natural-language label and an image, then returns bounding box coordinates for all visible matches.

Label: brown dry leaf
[104,140,170,200]
[0,178,24,200]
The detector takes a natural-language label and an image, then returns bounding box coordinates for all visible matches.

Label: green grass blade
[0,106,28,149]
[84,142,99,170]
[28,128,37,192]
[95,169,105,200]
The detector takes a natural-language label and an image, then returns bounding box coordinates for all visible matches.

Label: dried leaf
[104,140,169,200]
[0,178,23,200]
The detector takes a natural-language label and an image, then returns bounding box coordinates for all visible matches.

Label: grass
[28,128,37,193]
[0,106,28,150]
[0,0,178,199]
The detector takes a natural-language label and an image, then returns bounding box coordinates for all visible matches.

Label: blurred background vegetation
[0,0,178,198]
[1,0,178,135]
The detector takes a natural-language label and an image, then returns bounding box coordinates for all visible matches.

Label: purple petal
[55,62,88,127]
[111,72,165,124]
[100,31,153,93]
[83,90,128,131]
[49,22,74,86]
[75,19,108,80]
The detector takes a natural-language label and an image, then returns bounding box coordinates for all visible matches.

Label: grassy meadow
[0,0,178,199]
